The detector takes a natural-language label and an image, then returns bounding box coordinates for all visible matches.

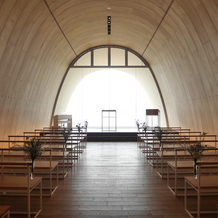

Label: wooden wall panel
[0,0,76,139]
[144,0,218,134]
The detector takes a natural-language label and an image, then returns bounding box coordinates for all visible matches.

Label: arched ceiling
[45,0,172,55]
[0,0,218,139]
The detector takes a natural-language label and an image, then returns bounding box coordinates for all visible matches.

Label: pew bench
[0,162,42,218]
[0,160,59,196]
[184,161,218,218]
[167,158,218,196]
[1,148,69,179]
[156,148,218,178]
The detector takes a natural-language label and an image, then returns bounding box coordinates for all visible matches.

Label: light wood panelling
[144,0,218,134]
[0,0,218,139]
[0,0,76,139]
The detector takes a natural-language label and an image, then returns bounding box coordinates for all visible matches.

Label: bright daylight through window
[65,69,152,131]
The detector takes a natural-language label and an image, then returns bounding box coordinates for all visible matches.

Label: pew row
[0,162,42,218]
[184,161,218,218]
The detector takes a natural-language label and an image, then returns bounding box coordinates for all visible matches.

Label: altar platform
[86,126,138,142]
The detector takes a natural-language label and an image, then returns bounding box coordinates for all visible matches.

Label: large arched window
[53,46,167,131]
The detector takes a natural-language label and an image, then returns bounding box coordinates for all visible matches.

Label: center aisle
[38,142,189,218]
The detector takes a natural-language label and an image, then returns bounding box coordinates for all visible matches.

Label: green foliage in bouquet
[153,126,164,148]
[185,132,207,163]
[142,122,149,134]
[23,138,44,175]
[23,138,44,162]
[61,127,71,143]
[184,132,207,176]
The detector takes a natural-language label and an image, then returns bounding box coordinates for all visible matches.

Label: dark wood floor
[35,142,189,218]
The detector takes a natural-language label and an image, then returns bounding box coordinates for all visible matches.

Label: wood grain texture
[144,0,218,133]
[36,142,189,218]
[0,0,218,138]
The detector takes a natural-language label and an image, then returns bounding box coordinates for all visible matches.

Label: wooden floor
[13,142,190,218]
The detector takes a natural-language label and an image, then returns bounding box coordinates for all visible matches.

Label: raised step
[87,132,137,142]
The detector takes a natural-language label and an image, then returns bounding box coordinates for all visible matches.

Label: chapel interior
[0,0,218,218]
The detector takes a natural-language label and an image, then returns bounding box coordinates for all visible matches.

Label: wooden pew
[9,151,68,179]
[0,146,69,179]
[141,131,216,156]
[146,133,217,164]
[184,161,218,218]
[0,148,58,196]
[167,149,218,196]
[141,131,210,161]
[0,162,42,218]
[156,145,218,178]
[24,128,87,158]
[8,134,79,164]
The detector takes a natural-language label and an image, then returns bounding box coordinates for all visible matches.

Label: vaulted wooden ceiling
[0,0,218,138]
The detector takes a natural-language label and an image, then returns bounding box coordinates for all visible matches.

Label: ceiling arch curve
[0,0,218,139]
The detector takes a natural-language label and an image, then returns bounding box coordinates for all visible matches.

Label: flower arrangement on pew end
[61,127,72,149]
[153,126,164,151]
[142,122,149,135]
[83,120,88,132]
[184,132,208,178]
[23,138,44,179]
[135,120,149,134]
[76,123,84,135]
[135,120,140,132]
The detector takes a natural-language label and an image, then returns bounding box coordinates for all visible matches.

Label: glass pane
[111,48,125,66]
[128,51,145,66]
[76,52,91,66]
[94,48,108,66]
